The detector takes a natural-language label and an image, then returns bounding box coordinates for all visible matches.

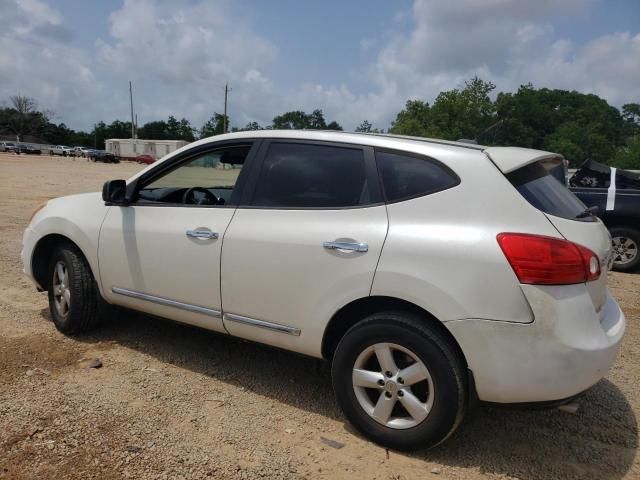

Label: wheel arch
[32,234,92,290]
[321,295,468,368]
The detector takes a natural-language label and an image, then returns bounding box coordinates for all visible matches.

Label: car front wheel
[332,312,467,450]
[48,243,101,334]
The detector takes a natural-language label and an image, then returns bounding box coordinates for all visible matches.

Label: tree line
[1,78,638,168]
[387,77,639,168]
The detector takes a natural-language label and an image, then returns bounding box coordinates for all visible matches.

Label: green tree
[389,100,431,136]
[0,96,51,142]
[272,111,308,129]
[200,113,228,138]
[390,78,496,139]
[355,120,372,132]
[307,109,327,129]
[105,120,133,139]
[621,103,640,137]
[241,121,263,131]
[139,120,169,140]
[177,118,195,141]
[493,86,625,165]
[427,77,496,140]
[612,136,640,169]
[271,109,341,130]
[166,115,180,138]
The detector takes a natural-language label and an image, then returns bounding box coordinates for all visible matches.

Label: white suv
[49,145,74,156]
[22,131,625,449]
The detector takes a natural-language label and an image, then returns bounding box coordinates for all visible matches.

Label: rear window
[507,162,596,222]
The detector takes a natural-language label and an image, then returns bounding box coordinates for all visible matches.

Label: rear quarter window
[376,150,459,203]
[507,161,596,222]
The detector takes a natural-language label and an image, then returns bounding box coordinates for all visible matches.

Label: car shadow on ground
[49,308,638,480]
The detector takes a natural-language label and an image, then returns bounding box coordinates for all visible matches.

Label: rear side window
[507,162,595,222]
[251,143,371,208]
[376,150,459,202]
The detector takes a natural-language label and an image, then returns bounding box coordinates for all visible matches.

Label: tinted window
[251,143,370,208]
[508,161,596,222]
[376,151,458,202]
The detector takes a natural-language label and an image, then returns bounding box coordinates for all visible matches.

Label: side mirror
[102,179,128,205]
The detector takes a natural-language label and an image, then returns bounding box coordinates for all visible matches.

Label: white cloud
[0,0,638,133]
[307,0,640,130]
[94,0,278,128]
[0,0,99,126]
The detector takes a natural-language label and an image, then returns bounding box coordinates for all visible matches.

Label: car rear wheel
[332,312,467,450]
[610,226,640,272]
[48,243,102,334]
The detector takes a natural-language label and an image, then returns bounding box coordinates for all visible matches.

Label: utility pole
[223,83,231,134]
[129,81,135,139]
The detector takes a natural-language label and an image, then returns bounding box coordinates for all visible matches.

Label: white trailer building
[105,139,189,160]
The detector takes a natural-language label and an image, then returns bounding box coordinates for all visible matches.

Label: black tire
[610,226,640,272]
[332,312,467,450]
[47,243,101,334]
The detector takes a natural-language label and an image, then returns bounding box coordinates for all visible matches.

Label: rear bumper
[445,286,625,403]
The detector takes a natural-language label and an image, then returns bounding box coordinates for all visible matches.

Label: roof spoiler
[484,147,564,174]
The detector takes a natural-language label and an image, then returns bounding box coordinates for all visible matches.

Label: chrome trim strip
[111,287,222,318]
[223,313,301,336]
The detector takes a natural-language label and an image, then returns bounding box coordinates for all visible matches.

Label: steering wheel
[182,187,219,205]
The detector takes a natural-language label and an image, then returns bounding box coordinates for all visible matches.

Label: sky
[0,0,638,132]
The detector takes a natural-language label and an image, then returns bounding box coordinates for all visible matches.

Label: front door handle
[323,241,368,253]
[186,229,218,239]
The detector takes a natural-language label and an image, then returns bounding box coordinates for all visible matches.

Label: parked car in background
[89,150,119,163]
[135,154,156,165]
[73,147,93,157]
[22,131,625,450]
[49,145,74,156]
[0,142,18,152]
[17,144,42,155]
[568,160,640,272]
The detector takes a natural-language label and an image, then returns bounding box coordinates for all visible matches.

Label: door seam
[219,206,239,335]
[369,203,390,296]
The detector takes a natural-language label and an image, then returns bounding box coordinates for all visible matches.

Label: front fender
[28,192,110,296]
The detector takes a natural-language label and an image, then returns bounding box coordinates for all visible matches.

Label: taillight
[496,233,600,285]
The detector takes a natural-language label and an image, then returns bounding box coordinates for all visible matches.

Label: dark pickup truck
[89,150,120,163]
[564,160,640,272]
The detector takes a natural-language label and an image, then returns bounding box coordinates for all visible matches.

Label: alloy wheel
[52,261,70,318]
[612,236,638,266]
[352,342,434,429]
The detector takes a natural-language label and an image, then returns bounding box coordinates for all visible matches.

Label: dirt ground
[0,153,638,480]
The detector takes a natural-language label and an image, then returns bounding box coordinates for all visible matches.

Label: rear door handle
[323,241,368,253]
[186,229,218,239]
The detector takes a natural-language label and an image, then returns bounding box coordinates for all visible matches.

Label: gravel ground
[0,153,638,480]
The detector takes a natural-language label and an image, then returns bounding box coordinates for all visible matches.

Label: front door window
[137,145,250,206]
